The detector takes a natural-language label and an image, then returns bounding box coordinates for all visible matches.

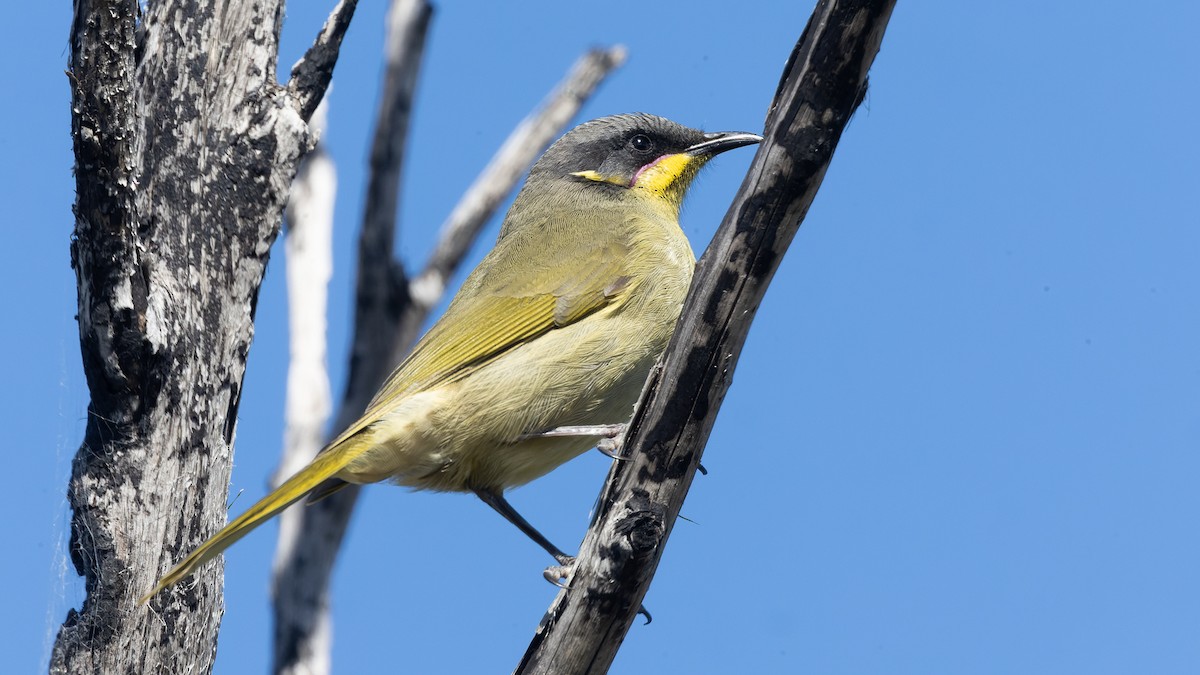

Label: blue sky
[6,1,1199,673]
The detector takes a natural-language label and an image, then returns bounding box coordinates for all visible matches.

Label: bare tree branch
[342,0,433,423]
[273,99,337,675]
[270,2,431,672]
[515,1,898,671]
[54,0,356,672]
[289,0,360,121]
[268,33,626,674]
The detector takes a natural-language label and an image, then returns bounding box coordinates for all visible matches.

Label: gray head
[527,113,761,211]
[495,114,760,241]
[532,114,705,180]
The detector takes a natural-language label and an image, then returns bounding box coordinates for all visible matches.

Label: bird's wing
[323,231,634,452]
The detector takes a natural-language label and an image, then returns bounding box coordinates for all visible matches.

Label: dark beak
[685,131,763,157]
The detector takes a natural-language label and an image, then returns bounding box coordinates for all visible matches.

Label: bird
[141,113,761,603]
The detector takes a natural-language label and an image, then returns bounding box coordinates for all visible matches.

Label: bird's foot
[543,558,575,590]
[596,432,627,460]
[541,555,653,624]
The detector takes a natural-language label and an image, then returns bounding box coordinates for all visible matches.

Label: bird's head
[526,113,761,217]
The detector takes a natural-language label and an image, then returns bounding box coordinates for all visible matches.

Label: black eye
[628,133,655,155]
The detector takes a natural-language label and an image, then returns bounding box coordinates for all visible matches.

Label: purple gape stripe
[630,155,668,187]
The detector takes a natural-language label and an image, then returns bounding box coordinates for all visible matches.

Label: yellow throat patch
[572,153,706,215]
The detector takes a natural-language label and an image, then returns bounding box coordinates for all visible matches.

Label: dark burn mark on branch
[619,510,664,557]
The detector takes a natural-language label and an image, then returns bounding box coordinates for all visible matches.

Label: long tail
[139,438,367,604]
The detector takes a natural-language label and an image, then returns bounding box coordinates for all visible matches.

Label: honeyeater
[141,113,760,603]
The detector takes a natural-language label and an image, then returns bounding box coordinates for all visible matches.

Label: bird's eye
[628,134,655,154]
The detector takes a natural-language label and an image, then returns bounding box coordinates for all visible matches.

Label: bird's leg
[530,424,625,438]
[474,489,574,566]
[473,488,654,624]
[522,423,629,459]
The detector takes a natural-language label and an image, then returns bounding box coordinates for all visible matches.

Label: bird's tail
[139,436,367,604]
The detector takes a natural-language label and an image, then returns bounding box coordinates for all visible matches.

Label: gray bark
[53,1,354,673]
[515,1,898,672]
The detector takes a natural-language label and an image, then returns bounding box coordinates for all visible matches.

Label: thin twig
[289,0,360,121]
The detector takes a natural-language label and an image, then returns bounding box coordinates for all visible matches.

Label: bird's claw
[596,423,629,460]
[541,557,653,625]
[638,604,653,625]
[597,435,627,460]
